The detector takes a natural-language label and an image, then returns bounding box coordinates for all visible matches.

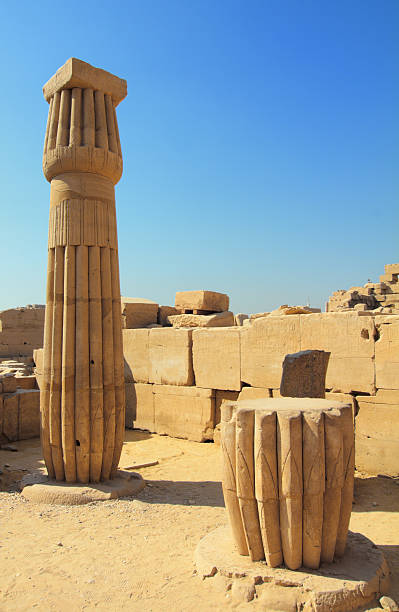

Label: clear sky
[0,0,398,314]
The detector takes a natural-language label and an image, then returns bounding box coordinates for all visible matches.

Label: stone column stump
[221,397,355,570]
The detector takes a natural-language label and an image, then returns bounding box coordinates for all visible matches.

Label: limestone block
[175,290,229,313]
[193,328,241,391]
[238,387,271,401]
[18,389,40,439]
[15,375,37,390]
[122,329,150,383]
[241,315,301,388]
[149,328,193,386]
[385,263,399,275]
[280,350,330,398]
[235,314,249,326]
[375,316,399,389]
[355,401,399,475]
[158,305,179,326]
[121,297,158,329]
[153,384,215,442]
[215,390,240,425]
[3,394,18,441]
[300,313,376,393]
[168,311,234,328]
[125,382,154,431]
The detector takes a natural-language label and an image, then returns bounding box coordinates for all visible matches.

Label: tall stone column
[41,58,127,483]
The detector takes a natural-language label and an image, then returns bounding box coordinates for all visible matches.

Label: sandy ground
[0,430,398,611]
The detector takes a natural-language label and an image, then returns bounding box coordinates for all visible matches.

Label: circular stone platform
[195,526,391,611]
[21,470,145,505]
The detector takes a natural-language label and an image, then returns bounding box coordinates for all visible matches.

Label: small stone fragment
[380,596,399,611]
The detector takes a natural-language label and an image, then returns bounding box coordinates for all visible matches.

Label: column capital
[43,58,127,107]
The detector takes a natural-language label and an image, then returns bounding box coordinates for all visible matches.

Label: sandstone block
[325,392,357,418]
[158,305,180,326]
[175,290,229,313]
[238,387,271,401]
[149,328,193,386]
[121,297,158,329]
[280,350,330,398]
[241,315,301,388]
[193,328,241,391]
[122,329,150,383]
[0,375,17,393]
[153,384,215,442]
[385,263,399,275]
[168,311,234,328]
[3,394,18,441]
[18,389,40,439]
[380,273,398,284]
[15,375,37,390]
[125,382,154,431]
[355,401,399,475]
[235,314,249,326]
[375,316,399,389]
[215,390,240,425]
[300,313,376,393]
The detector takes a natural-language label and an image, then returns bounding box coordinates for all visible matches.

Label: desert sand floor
[0,430,398,611]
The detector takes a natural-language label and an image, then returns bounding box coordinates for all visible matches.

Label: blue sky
[0,0,397,314]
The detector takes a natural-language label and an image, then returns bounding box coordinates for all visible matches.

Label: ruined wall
[0,368,40,443]
[0,306,45,359]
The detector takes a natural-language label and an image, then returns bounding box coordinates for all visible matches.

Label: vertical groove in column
[335,405,355,557]
[75,245,90,483]
[70,88,82,146]
[82,88,95,147]
[48,91,60,150]
[61,245,77,482]
[100,247,115,480]
[49,245,65,480]
[321,408,344,563]
[277,410,303,570]
[110,249,125,475]
[302,410,325,569]
[89,246,104,482]
[221,404,249,556]
[113,106,122,157]
[43,97,53,154]
[254,410,282,567]
[56,89,71,147]
[236,408,264,561]
[94,91,108,149]
[41,248,55,479]
[105,95,117,153]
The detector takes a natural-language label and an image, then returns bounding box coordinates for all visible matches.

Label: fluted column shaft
[41,61,126,483]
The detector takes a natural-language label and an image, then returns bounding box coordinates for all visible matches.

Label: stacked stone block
[0,373,40,442]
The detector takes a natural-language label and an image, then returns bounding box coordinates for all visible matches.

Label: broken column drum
[41,58,127,483]
[221,397,354,570]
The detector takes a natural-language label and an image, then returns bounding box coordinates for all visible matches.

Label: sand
[0,430,398,611]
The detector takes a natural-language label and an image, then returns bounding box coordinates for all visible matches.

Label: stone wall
[0,305,45,359]
[0,369,40,443]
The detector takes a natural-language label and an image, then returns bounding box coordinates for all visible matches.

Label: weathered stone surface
[241,315,301,388]
[0,305,45,358]
[215,390,240,426]
[175,290,229,313]
[33,348,44,390]
[149,329,193,386]
[18,389,40,439]
[300,313,376,393]
[238,387,271,401]
[0,375,17,393]
[122,329,150,383]
[3,394,19,441]
[375,316,399,389]
[235,314,249,326]
[193,328,241,391]
[158,305,180,326]
[153,384,215,442]
[125,382,154,432]
[15,374,37,390]
[355,400,399,475]
[121,298,158,329]
[385,263,399,275]
[168,311,234,328]
[269,305,321,316]
[280,350,330,398]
